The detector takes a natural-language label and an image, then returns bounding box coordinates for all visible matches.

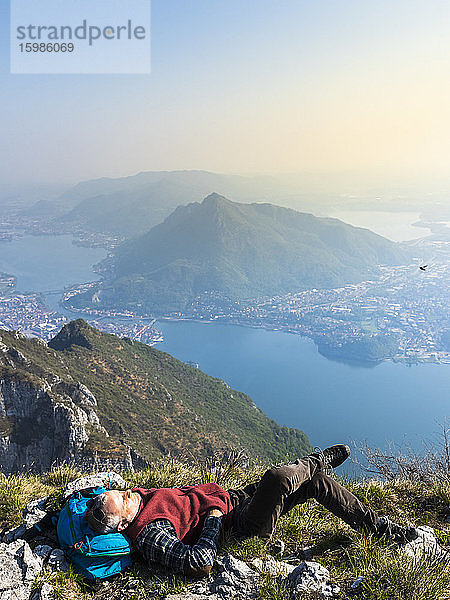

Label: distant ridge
[35,169,356,238]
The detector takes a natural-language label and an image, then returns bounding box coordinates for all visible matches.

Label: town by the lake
[1,229,449,364]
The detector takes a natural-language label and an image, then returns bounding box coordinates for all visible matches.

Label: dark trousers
[228,456,378,538]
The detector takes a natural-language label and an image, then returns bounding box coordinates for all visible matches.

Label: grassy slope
[0,321,311,464]
[1,459,449,600]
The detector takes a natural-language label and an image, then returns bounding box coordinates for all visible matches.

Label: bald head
[86,489,141,533]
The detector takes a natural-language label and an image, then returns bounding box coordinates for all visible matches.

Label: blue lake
[0,234,105,312]
[156,320,450,468]
[0,234,449,470]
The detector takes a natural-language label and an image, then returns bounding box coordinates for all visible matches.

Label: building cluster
[185,260,450,363]
[0,292,67,339]
[0,275,162,345]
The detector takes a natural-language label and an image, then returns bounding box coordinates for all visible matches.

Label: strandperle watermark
[10,0,151,74]
[16,20,147,46]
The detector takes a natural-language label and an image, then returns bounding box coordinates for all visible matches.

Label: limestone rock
[210,554,259,599]
[33,582,56,600]
[0,539,43,600]
[166,590,218,600]
[287,561,340,599]
[6,349,29,365]
[76,383,97,406]
[22,542,43,583]
[166,554,259,600]
[251,556,295,576]
[63,471,127,497]
[166,593,219,600]
[23,498,47,527]
[0,373,135,474]
[161,554,342,600]
[404,525,448,560]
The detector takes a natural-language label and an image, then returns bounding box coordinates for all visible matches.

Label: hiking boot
[312,444,351,469]
[376,516,418,544]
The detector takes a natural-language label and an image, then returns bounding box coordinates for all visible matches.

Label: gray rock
[22,543,43,583]
[63,471,127,497]
[23,498,47,527]
[210,554,259,598]
[36,582,56,600]
[0,539,43,600]
[6,348,29,366]
[251,556,295,576]
[287,561,340,599]
[0,540,29,590]
[166,554,341,600]
[162,580,214,600]
[3,524,26,543]
[47,548,70,572]
[167,554,341,600]
[33,544,53,560]
[166,594,220,600]
[404,525,448,560]
[2,498,49,543]
[76,383,97,406]
[0,590,31,600]
[0,373,136,475]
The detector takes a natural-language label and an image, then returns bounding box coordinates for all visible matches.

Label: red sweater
[125,483,234,545]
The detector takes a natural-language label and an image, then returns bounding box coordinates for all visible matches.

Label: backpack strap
[21,487,103,543]
[76,487,104,499]
[22,510,59,542]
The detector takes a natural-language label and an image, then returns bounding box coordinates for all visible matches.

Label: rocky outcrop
[0,339,141,473]
[287,561,340,598]
[0,539,43,600]
[47,320,93,351]
[165,554,341,600]
[62,471,126,498]
[1,321,313,467]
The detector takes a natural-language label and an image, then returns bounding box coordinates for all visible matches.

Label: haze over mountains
[25,170,317,238]
[18,169,436,240]
[67,194,407,314]
[58,171,258,238]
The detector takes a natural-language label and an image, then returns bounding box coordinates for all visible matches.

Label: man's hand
[207,508,223,518]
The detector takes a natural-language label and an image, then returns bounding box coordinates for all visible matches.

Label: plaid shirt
[135,516,222,574]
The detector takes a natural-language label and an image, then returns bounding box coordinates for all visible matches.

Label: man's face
[103,489,140,531]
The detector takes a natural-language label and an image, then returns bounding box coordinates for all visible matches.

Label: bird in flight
[419,265,428,271]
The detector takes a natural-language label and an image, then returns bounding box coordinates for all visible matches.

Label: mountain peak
[201,192,232,207]
[96,197,407,313]
[48,319,96,351]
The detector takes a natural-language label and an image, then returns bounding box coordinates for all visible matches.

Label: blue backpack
[57,486,133,581]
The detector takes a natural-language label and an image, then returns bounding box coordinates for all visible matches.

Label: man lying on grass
[86,445,418,578]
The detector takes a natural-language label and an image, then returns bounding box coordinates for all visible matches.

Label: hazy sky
[1,0,450,188]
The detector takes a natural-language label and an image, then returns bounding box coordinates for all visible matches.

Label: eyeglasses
[86,498,109,527]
